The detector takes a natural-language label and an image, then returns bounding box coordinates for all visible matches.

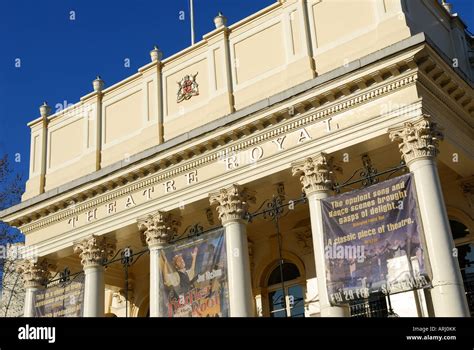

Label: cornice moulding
[17,69,419,232]
[6,37,473,228]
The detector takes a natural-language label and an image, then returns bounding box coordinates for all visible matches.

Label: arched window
[266,262,305,317]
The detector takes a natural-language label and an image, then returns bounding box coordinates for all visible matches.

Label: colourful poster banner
[321,174,431,305]
[159,228,229,317]
[34,274,85,317]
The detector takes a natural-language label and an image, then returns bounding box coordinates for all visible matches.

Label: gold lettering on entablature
[63,121,327,231]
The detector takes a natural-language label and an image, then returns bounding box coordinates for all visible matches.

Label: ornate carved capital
[292,152,339,195]
[138,211,181,247]
[17,259,52,289]
[209,184,256,224]
[389,115,444,165]
[73,235,115,268]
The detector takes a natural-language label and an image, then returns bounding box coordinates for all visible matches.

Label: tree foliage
[0,154,25,316]
[0,154,23,245]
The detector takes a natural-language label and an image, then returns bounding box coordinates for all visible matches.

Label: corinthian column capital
[138,211,181,248]
[74,235,115,269]
[209,184,256,225]
[389,115,444,165]
[17,259,52,289]
[292,152,339,195]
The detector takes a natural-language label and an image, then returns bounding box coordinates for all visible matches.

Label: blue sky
[0,0,472,191]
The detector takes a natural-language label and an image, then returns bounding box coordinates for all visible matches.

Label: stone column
[74,235,115,317]
[292,153,349,317]
[210,184,255,316]
[389,115,469,316]
[138,211,180,317]
[18,259,51,317]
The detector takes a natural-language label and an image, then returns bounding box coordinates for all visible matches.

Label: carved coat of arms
[177,72,199,102]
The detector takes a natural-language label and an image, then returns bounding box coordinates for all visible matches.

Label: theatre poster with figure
[34,274,85,317]
[159,228,229,317]
[321,173,431,305]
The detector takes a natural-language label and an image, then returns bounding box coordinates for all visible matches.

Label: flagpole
[190,0,195,45]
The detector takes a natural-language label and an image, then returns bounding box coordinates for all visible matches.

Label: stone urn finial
[214,12,227,29]
[39,101,51,118]
[93,76,104,92]
[150,45,163,62]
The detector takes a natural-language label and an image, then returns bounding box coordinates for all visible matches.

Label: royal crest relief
[177,72,199,103]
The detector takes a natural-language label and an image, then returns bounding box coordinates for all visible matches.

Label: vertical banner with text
[34,274,85,317]
[321,173,431,305]
[159,228,229,317]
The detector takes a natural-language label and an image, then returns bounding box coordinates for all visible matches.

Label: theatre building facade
[1,0,473,317]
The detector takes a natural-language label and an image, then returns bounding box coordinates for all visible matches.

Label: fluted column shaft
[389,116,469,317]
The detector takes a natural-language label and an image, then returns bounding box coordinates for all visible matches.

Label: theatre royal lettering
[64,126,317,231]
[1,0,472,321]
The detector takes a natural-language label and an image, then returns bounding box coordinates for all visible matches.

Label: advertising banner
[34,274,85,317]
[159,228,229,317]
[321,173,431,305]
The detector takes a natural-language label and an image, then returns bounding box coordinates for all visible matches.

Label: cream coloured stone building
[0,0,473,317]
